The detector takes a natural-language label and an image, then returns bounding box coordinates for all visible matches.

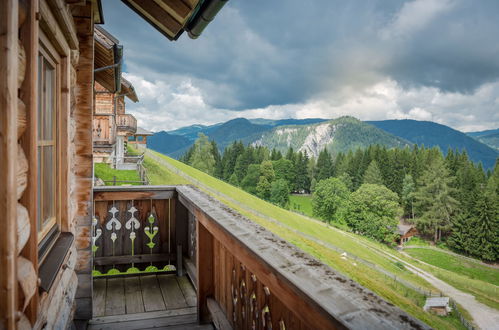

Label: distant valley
[147,116,499,169]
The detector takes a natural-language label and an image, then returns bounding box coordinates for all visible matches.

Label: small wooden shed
[424,297,451,316]
[397,223,418,245]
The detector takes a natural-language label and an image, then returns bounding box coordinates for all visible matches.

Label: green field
[405,248,498,286]
[139,149,477,329]
[289,194,314,216]
[94,163,142,185]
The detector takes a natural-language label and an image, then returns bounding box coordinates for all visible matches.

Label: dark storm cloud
[99,0,499,132]
[102,0,499,110]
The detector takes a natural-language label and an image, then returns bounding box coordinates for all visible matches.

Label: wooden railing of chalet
[92,185,430,330]
[116,114,137,134]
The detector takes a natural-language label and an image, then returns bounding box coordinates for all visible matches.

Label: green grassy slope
[141,149,475,329]
[289,194,313,216]
[94,163,142,185]
[405,248,498,286]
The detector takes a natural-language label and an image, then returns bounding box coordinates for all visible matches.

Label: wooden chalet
[93,26,139,167]
[1,0,429,329]
[128,126,153,149]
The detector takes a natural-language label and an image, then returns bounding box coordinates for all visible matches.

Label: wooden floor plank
[177,276,197,307]
[141,275,167,312]
[105,278,126,316]
[88,314,197,330]
[89,307,197,324]
[158,274,189,310]
[93,278,107,317]
[125,276,145,314]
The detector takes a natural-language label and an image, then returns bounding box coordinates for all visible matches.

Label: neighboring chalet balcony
[89,185,428,330]
[117,114,137,135]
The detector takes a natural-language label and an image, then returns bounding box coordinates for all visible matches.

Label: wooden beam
[93,253,176,266]
[39,0,71,56]
[196,220,214,324]
[207,297,232,330]
[93,190,176,201]
[19,0,40,323]
[46,0,78,50]
[195,209,346,329]
[0,0,19,328]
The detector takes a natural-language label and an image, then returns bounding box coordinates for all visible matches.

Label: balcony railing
[116,113,137,134]
[91,185,430,329]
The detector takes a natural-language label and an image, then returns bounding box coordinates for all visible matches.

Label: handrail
[91,185,431,329]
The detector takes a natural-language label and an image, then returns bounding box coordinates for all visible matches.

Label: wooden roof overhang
[94,26,122,93]
[120,0,229,41]
[121,77,139,103]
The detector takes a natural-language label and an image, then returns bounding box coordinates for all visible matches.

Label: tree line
[181,133,499,261]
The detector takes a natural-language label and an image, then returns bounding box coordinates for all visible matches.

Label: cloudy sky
[102,0,499,132]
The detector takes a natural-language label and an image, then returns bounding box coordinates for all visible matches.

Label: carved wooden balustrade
[116,113,137,135]
[92,186,179,276]
[92,185,430,330]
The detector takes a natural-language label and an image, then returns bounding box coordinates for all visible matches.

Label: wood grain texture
[19,0,40,323]
[16,203,30,253]
[140,275,166,312]
[158,274,188,310]
[105,278,125,316]
[16,144,28,200]
[124,277,145,314]
[0,0,19,328]
[92,278,106,317]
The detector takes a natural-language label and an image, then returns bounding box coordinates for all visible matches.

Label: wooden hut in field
[397,223,419,245]
[1,1,430,329]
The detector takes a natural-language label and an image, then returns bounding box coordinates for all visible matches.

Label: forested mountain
[368,120,499,169]
[147,131,192,156]
[180,134,499,261]
[466,129,499,152]
[248,118,328,127]
[149,117,497,168]
[253,116,410,158]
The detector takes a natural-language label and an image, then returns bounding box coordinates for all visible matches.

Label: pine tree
[363,160,384,185]
[401,174,416,219]
[413,156,458,243]
[211,140,223,178]
[315,149,333,181]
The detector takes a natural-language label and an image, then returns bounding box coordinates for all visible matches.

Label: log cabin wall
[1,0,98,329]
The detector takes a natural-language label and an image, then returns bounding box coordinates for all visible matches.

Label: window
[37,46,59,254]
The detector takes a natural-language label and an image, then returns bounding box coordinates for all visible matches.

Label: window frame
[37,32,62,261]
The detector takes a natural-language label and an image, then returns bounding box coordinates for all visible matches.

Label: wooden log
[17,256,37,311]
[16,312,31,330]
[17,98,26,139]
[17,203,30,254]
[17,144,28,200]
[18,39,26,89]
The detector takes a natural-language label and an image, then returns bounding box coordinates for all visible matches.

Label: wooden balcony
[90,185,430,330]
[117,114,137,135]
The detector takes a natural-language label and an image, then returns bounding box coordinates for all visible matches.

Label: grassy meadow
[94,163,142,185]
[138,149,483,329]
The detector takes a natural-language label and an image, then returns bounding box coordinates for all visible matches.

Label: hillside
[466,129,499,152]
[147,131,192,156]
[138,148,490,330]
[207,118,271,149]
[252,116,410,157]
[369,120,499,168]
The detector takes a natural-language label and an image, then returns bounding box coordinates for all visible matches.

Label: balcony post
[196,217,214,324]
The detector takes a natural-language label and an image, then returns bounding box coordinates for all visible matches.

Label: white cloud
[123,72,499,133]
[380,0,455,40]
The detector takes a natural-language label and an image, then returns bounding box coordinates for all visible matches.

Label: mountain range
[147,117,499,169]
[466,128,499,152]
